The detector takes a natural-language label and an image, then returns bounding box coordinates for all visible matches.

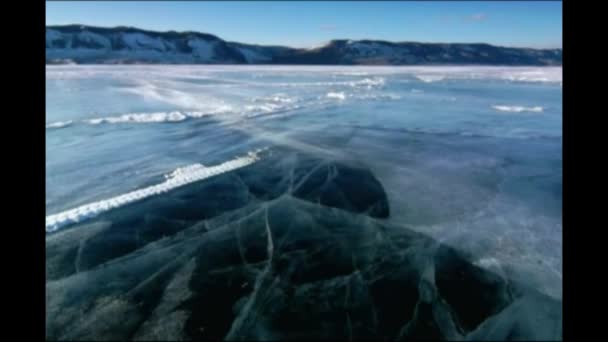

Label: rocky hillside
[46,25,562,65]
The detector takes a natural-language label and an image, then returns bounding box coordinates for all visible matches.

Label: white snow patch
[46,148,267,232]
[416,75,446,83]
[347,77,386,89]
[88,111,187,124]
[46,120,73,129]
[492,105,544,113]
[326,92,346,100]
[244,103,283,113]
[252,94,296,104]
[85,110,221,124]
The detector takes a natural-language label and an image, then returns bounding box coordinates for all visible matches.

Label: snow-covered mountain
[46,25,562,65]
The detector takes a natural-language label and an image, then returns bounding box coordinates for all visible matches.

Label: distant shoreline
[47,24,560,51]
[45,63,563,67]
[46,25,562,66]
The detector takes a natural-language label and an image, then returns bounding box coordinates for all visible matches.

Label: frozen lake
[46,65,562,339]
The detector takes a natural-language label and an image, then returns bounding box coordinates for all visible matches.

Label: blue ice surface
[46,65,562,299]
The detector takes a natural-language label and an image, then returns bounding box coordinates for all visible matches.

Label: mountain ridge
[46,24,562,65]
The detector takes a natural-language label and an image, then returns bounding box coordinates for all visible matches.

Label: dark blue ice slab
[46,149,560,341]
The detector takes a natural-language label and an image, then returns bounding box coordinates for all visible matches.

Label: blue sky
[46,1,562,49]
